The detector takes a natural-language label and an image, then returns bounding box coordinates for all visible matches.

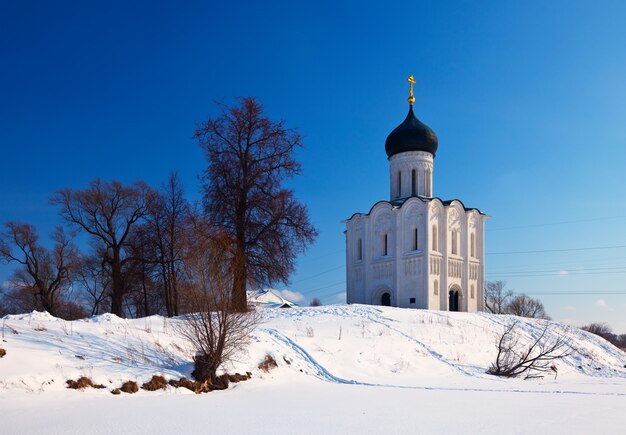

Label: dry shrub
[167,373,251,394]
[120,380,138,393]
[0,348,6,358]
[169,377,199,393]
[175,230,258,387]
[487,321,571,379]
[141,375,168,391]
[228,372,252,383]
[66,376,105,390]
[258,354,278,373]
[111,388,121,395]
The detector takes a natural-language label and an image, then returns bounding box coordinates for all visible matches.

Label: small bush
[111,388,121,395]
[141,375,168,391]
[0,348,6,358]
[120,381,138,394]
[258,354,278,373]
[66,377,105,390]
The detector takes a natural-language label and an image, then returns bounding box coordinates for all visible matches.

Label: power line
[524,291,626,295]
[487,265,626,275]
[489,215,626,231]
[486,244,626,255]
[290,265,344,284]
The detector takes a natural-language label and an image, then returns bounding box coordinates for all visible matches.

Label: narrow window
[357,238,362,260]
[451,230,458,255]
[432,225,437,251]
[411,169,416,196]
[412,227,418,250]
[471,285,475,299]
[471,233,475,258]
[434,279,439,295]
[383,233,388,256]
[397,172,402,197]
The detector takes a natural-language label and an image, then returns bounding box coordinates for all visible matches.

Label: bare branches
[487,321,571,379]
[196,97,317,310]
[51,179,150,316]
[507,294,550,319]
[484,280,513,314]
[175,223,258,386]
[485,281,550,319]
[0,222,78,318]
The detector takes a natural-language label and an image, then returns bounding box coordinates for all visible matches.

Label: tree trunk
[231,248,247,312]
[110,251,124,317]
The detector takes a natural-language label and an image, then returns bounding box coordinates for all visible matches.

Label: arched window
[451,230,458,255]
[434,279,439,295]
[432,225,438,251]
[412,227,418,250]
[471,233,475,258]
[426,168,432,196]
[411,169,416,196]
[383,233,388,256]
[470,285,475,299]
[357,238,362,260]
[397,172,402,198]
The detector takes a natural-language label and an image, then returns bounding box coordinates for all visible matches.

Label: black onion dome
[385,105,438,158]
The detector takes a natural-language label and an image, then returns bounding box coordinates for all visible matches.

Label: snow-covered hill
[1,305,626,434]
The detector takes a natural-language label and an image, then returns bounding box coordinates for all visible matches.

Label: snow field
[1,305,626,434]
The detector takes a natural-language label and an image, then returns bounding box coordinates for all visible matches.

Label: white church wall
[397,199,428,308]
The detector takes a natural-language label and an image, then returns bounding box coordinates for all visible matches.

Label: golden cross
[407,75,416,105]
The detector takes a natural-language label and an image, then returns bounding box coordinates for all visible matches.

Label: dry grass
[167,372,250,394]
[120,380,138,394]
[0,348,6,358]
[258,354,278,373]
[227,372,252,382]
[111,388,121,395]
[141,375,168,391]
[66,376,105,390]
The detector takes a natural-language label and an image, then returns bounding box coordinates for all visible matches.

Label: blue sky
[1,1,626,331]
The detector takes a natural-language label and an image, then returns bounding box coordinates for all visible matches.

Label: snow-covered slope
[1,305,626,434]
[1,305,624,392]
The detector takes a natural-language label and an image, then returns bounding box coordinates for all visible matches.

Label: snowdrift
[1,305,625,394]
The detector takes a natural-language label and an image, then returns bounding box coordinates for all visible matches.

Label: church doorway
[448,288,460,312]
[381,292,391,306]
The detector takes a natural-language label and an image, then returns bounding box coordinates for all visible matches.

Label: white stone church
[344,78,488,312]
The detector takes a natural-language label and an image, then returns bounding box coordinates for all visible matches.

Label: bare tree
[196,98,317,311]
[51,179,149,316]
[487,321,571,379]
[484,280,513,314]
[581,323,626,350]
[309,298,322,307]
[581,322,613,339]
[0,222,76,317]
[507,294,550,319]
[73,253,110,316]
[145,172,190,316]
[175,220,258,388]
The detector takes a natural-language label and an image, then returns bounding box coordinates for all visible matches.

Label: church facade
[344,77,488,312]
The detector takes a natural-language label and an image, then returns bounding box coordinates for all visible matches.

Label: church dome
[385,105,438,158]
